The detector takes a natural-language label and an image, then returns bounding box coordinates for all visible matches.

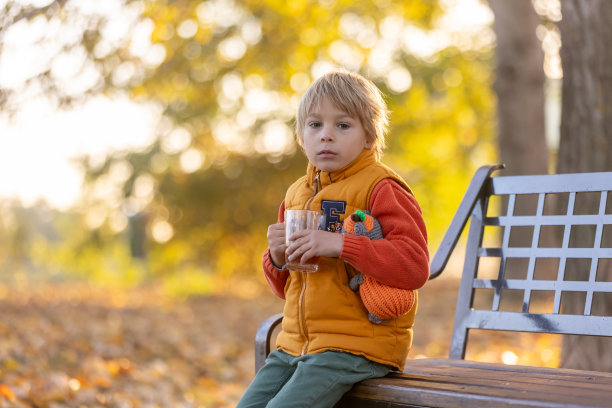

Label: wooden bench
[255,165,612,407]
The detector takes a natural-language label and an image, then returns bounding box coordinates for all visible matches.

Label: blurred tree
[488,0,547,177]
[556,0,612,372]
[486,0,557,263]
[0,0,496,279]
[128,212,148,259]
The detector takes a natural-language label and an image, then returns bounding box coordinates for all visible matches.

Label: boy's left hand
[286,230,343,265]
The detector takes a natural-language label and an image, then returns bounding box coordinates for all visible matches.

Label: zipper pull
[313,171,321,195]
[303,171,322,210]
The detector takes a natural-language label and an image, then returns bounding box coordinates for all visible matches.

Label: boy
[237,70,429,408]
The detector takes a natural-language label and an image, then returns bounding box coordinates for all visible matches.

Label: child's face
[302,96,371,172]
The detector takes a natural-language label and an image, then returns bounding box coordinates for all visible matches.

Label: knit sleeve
[340,179,429,290]
[262,200,289,299]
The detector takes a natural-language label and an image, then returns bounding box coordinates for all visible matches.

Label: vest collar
[306,149,377,188]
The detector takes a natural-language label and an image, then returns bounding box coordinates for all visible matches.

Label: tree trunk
[488,0,548,177]
[488,0,552,260]
[557,0,612,372]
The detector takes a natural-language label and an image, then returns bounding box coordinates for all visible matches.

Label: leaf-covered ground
[0,274,559,407]
[0,283,285,408]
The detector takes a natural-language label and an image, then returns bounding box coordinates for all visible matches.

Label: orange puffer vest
[276,149,418,370]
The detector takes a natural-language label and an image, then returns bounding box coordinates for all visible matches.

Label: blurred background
[0,0,587,406]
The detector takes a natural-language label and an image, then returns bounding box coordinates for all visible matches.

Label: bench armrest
[255,313,283,372]
[429,164,504,279]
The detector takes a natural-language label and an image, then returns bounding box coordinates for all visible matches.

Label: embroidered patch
[321,200,346,232]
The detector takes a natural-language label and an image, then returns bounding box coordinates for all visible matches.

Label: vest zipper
[303,171,321,209]
[298,171,320,354]
[298,274,309,355]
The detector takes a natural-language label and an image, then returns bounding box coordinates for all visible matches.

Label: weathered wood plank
[335,359,612,408]
[404,359,612,389]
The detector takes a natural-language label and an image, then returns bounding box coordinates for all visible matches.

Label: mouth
[317,150,337,158]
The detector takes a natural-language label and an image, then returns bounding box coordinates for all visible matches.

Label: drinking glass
[285,209,326,272]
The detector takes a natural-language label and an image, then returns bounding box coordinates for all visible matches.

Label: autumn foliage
[0,270,561,407]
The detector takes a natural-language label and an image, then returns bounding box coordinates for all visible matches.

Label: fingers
[267,223,285,238]
[267,223,287,267]
[267,223,285,244]
[287,243,314,265]
[286,230,323,264]
[287,230,343,263]
[285,231,309,263]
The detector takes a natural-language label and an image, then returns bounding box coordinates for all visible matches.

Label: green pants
[236,349,391,408]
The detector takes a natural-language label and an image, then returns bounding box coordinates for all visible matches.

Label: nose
[320,125,334,142]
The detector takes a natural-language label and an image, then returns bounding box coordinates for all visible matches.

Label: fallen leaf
[0,384,16,402]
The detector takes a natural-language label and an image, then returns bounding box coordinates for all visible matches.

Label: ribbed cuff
[340,233,366,265]
[264,248,287,271]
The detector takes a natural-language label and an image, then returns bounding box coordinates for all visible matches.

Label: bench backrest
[430,166,612,359]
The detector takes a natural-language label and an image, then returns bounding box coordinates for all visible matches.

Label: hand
[286,230,343,265]
[267,223,287,268]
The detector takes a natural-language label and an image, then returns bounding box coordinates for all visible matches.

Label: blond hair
[295,70,388,160]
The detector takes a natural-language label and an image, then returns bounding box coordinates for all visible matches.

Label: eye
[337,122,350,129]
[308,121,321,128]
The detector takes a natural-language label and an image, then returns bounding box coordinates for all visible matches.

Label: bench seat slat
[402,359,612,388]
[336,359,612,408]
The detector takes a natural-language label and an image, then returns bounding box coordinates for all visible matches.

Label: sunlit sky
[0,96,159,209]
[0,0,559,210]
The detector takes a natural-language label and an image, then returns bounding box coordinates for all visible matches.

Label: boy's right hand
[267,223,286,268]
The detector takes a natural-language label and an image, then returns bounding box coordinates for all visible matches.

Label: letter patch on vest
[321,200,346,232]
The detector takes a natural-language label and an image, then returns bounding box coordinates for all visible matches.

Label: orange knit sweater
[262,178,429,299]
